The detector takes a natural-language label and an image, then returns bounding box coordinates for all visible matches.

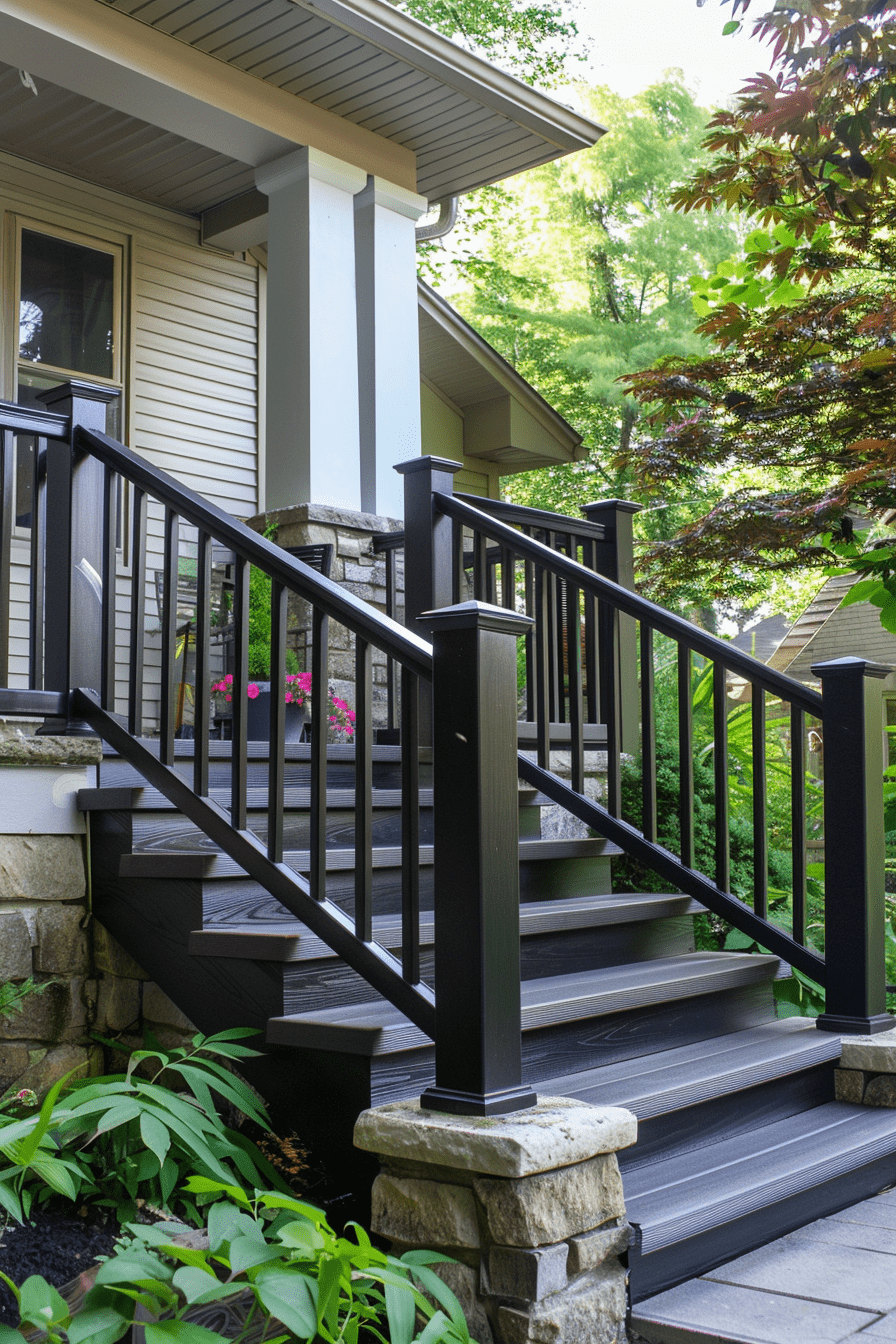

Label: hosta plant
[0,1180,477,1344]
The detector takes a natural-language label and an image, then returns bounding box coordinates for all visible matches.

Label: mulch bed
[0,1201,120,1325]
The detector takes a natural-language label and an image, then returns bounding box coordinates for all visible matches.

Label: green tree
[428,76,739,566]
[620,1,896,619]
[393,0,586,86]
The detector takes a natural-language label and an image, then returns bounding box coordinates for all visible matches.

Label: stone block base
[837,1029,896,1107]
[355,1096,636,1344]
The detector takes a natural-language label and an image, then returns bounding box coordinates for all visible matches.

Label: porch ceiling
[0,63,256,214]
[100,0,602,200]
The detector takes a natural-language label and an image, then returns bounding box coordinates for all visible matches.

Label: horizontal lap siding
[133,239,259,517]
[0,154,261,696]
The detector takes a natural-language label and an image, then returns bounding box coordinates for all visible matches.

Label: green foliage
[0,1029,285,1226]
[392,0,587,88]
[619,2,896,618]
[0,977,48,1026]
[0,1183,477,1344]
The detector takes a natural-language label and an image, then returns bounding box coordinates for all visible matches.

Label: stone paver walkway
[630,1187,896,1343]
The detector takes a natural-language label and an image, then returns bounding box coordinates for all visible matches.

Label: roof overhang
[0,0,603,220]
[418,280,585,472]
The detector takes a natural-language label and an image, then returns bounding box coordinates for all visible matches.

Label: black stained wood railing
[0,386,542,1116]
[394,458,891,1036]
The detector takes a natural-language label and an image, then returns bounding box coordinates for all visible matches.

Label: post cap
[811,656,893,680]
[581,499,642,518]
[394,456,463,476]
[37,380,120,409]
[420,600,533,636]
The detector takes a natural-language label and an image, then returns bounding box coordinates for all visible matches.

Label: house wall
[0,151,260,704]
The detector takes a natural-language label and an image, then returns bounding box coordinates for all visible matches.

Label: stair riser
[278,917,697,1013]
[618,1064,836,1173]
[520,854,612,900]
[518,983,777,1082]
[628,1151,896,1303]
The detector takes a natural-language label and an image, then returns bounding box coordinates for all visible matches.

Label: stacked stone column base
[354,1095,637,1344]
[836,1027,896,1106]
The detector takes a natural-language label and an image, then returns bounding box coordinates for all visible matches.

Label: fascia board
[293,0,605,153]
[0,0,417,189]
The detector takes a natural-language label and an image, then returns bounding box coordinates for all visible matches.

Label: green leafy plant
[0,1029,286,1226]
[0,1181,477,1344]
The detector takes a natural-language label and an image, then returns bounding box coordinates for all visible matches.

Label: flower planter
[217,683,308,743]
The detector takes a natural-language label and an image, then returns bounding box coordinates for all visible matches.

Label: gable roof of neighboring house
[0,0,603,223]
[768,572,896,684]
[418,280,585,471]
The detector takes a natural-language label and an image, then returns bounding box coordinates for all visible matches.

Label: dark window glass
[19,229,114,378]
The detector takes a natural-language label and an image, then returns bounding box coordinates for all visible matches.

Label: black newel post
[38,381,119,736]
[582,499,641,754]
[813,657,894,1035]
[395,456,462,744]
[420,600,538,1117]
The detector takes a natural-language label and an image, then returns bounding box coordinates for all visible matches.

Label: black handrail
[435,492,824,718]
[432,488,833,988]
[77,429,431,681]
[454,492,609,541]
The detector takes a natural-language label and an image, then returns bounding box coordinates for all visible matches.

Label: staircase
[3,395,895,1320]
[80,735,896,1304]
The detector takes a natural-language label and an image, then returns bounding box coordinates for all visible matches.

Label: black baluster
[268,580,287,864]
[309,606,328,899]
[231,556,249,830]
[791,704,806,945]
[101,466,117,710]
[159,507,178,768]
[534,565,550,769]
[599,600,621,818]
[713,661,730,892]
[193,532,211,799]
[401,664,420,983]
[128,487,147,736]
[29,437,46,691]
[752,688,768,920]
[678,645,694,867]
[355,637,373,942]
[641,624,657,843]
[568,576,584,795]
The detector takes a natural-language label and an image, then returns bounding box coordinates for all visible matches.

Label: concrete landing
[630,1188,896,1343]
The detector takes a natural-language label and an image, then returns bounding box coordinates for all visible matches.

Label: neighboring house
[768,572,896,686]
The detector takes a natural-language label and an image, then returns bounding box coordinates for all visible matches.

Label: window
[13,221,123,526]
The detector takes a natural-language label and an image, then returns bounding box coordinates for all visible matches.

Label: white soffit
[105,0,603,199]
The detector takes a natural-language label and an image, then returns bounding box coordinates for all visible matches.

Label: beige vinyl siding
[0,152,260,701]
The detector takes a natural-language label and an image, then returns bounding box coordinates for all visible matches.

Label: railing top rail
[455,492,609,542]
[436,491,825,718]
[371,531,405,553]
[0,399,71,441]
[75,426,434,681]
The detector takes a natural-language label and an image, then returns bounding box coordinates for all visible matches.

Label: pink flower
[225,694,232,703]
[285,692,293,704]
[247,684,260,699]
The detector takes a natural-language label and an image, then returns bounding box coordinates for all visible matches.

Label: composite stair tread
[539,1018,841,1120]
[624,1101,896,1256]
[188,893,703,962]
[266,953,780,1056]
[118,834,621,876]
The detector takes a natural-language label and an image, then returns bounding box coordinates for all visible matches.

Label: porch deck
[631,1185,896,1343]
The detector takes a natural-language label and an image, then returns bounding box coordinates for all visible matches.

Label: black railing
[0,386,543,1116]
[397,459,891,1035]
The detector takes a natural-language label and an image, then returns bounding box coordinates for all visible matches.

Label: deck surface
[631,1187,896,1343]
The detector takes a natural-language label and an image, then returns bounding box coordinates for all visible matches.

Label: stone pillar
[355,1096,637,1344]
[354,177,427,519]
[837,1029,896,1106]
[256,147,367,512]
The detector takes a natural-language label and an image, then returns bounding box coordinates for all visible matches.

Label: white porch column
[256,147,367,511]
[354,177,428,518]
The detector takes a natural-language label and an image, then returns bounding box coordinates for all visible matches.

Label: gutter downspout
[415,196,458,242]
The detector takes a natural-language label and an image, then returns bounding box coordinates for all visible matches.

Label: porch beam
[0,0,416,195]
